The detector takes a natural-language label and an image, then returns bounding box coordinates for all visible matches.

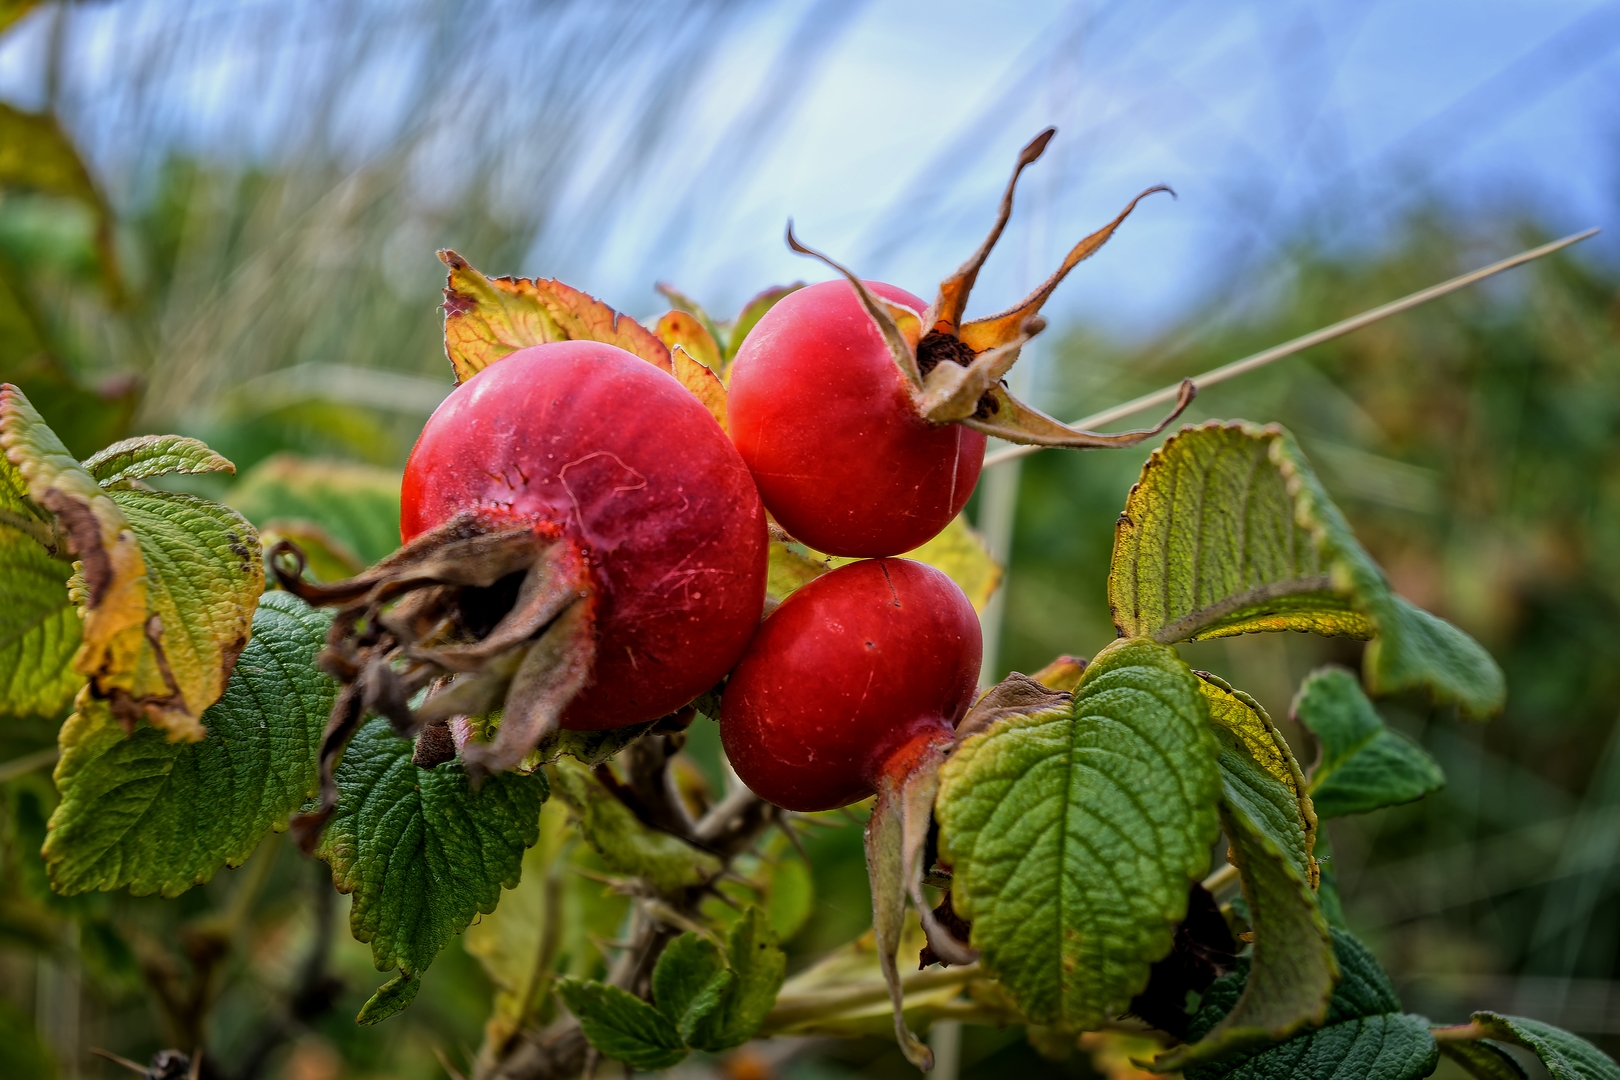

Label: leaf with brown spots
[439,250,669,383]
[657,310,723,375]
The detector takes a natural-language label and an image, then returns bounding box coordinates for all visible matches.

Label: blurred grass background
[1,0,1618,1077]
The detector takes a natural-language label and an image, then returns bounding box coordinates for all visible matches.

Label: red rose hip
[720,557,981,812]
[726,280,986,558]
[402,340,768,731]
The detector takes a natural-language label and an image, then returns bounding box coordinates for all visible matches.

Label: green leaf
[82,435,235,487]
[547,758,721,893]
[317,716,547,980]
[0,498,79,718]
[1180,930,1436,1080]
[1108,420,1504,718]
[1159,676,1334,1070]
[43,592,334,896]
[227,453,402,567]
[687,906,787,1052]
[1468,1013,1620,1080]
[1438,1039,1529,1080]
[766,539,830,605]
[1293,667,1445,818]
[356,970,421,1025]
[936,637,1222,1031]
[555,977,689,1071]
[652,933,732,1041]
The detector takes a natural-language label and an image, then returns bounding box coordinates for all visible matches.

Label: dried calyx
[787,126,1196,447]
[271,510,596,845]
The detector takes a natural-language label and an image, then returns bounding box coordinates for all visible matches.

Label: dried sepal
[961,377,1196,448]
[784,131,1196,448]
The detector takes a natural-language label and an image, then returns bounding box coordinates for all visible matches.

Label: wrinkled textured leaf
[937,637,1222,1031]
[0,459,80,715]
[671,344,728,432]
[547,758,720,892]
[687,906,787,1052]
[1157,677,1333,1070]
[356,970,421,1025]
[653,932,732,1041]
[227,453,402,567]
[82,435,235,487]
[108,488,262,739]
[556,977,689,1071]
[1469,1013,1620,1080]
[1197,673,1316,865]
[439,250,669,383]
[43,593,333,896]
[1109,421,1504,718]
[1180,930,1436,1080]
[1293,667,1444,818]
[317,717,547,980]
[3,384,149,712]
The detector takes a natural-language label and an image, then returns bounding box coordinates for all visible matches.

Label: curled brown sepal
[784,132,1188,446]
[865,732,976,1070]
[279,510,598,847]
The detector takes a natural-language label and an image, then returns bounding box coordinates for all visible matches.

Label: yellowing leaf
[439,250,669,383]
[656,310,722,373]
[1109,421,1504,718]
[82,435,235,488]
[671,345,727,433]
[2,384,149,717]
[897,514,1001,613]
[1,385,262,739]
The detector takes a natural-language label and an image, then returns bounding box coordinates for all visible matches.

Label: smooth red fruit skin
[401,341,768,730]
[720,558,981,812]
[727,279,987,558]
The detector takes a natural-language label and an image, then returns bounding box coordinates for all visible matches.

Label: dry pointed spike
[89,1048,150,1076]
[959,185,1175,354]
[785,221,926,389]
[928,127,1056,337]
[462,600,595,775]
[962,377,1196,448]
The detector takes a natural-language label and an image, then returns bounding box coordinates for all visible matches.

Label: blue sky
[2,0,1616,339]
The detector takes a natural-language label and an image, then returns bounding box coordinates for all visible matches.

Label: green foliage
[0,514,78,718]
[547,757,721,892]
[355,971,422,1026]
[43,591,332,896]
[1159,677,1335,1070]
[555,978,689,1071]
[1293,666,1445,818]
[652,933,732,1041]
[1466,1013,1620,1080]
[565,908,785,1069]
[1108,421,1505,717]
[226,453,403,567]
[82,434,235,487]
[685,907,787,1052]
[1439,1039,1529,1080]
[0,997,55,1079]
[937,637,1222,1031]
[1181,930,1437,1080]
[316,717,548,1014]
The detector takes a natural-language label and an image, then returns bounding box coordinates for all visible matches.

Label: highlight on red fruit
[727,280,987,558]
[719,556,981,813]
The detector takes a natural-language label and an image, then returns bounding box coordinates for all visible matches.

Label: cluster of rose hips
[399,278,985,815]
